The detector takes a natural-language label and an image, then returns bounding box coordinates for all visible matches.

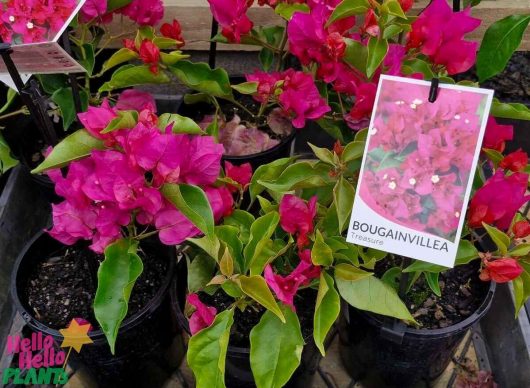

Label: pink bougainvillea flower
[187,294,217,335]
[245,71,282,103]
[139,39,160,74]
[407,0,480,74]
[346,82,377,130]
[264,264,305,310]
[179,135,224,186]
[479,258,523,283]
[79,0,109,23]
[47,157,95,208]
[468,170,530,230]
[360,9,379,37]
[207,0,253,43]
[119,0,164,26]
[204,186,234,221]
[279,70,331,128]
[399,0,413,12]
[296,249,321,283]
[116,90,157,113]
[160,19,185,47]
[499,149,528,172]
[279,194,318,248]
[155,201,201,245]
[225,161,252,192]
[48,201,97,245]
[513,220,530,239]
[78,99,117,140]
[482,116,514,153]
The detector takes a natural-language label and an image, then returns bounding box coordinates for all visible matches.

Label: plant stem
[0,106,30,121]
[275,24,289,72]
[227,98,255,117]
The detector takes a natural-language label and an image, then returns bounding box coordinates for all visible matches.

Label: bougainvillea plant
[181,152,416,386]
[31,90,237,352]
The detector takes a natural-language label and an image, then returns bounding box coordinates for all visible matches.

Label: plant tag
[0,0,87,87]
[347,75,494,267]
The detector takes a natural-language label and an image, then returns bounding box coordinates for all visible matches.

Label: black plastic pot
[171,259,321,388]
[11,231,186,387]
[338,281,496,387]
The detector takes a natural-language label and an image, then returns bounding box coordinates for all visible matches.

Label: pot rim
[11,230,176,342]
[350,279,496,339]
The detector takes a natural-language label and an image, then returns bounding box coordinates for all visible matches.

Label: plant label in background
[347,75,494,267]
[0,0,87,89]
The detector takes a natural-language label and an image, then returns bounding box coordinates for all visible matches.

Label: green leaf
[341,141,365,163]
[94,239,143,354]
[78,43,95,76]
[312,231,334,266]
[257,161,333,192]
[314,272,340,356]
[224,210,255,244]
[513,262,530,316]
[99,65,170,93]
[382,24,404,39]
[482,148,504,168]
[424,272,441,297]
[402,58,435,80]
[101,48,139,75]
[0,132,18,174]
[336,275,415,321]
[157,113,204,134]
[381,0,406,19]
[333,177,355,233]
[102,110,138,133]
[250,305,303,388]
[334,263,373,281]
[169,61,233,99]
[160,50,189,66]
[31,129,104,173]
[343,38,368,74]
[237,275,285,322]
[188,254,217,292]
[153,36,180,49]
[216,225,244,272]
[483,223,510,255]
[232,82,258,95]
[51,87,88,130]
[259,48,275,72]
[327,0,369,25]
[477,15,530,82]
[188,235,222,261]
[275,3,309,20]
[250,157,294,202]
[367,37,389,78]
[309,143,335,165]
[184,93,212,105]
[490,99,530,121]
[244,212,280,274]
[36,74,69,95]
[404,239,479,273]
[187,309,234,388]
[509,243,530,257]
[107,0,132,12]
[162,184,215,236]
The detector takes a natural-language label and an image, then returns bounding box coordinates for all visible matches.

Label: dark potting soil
[376,259,489,329]
[199,287,316,348]
[25,244,168,329]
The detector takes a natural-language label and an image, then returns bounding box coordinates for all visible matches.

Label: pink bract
[207,0,253,43]
[180,135,225,186]
[279,194,318,248]
[479,258,523,283]
[483,116,514,153]
[225,161,253,192]
[264,264,305,310]
[187,294,217,335]
[78,99,117,141]
[119,0,164,26]
[116,90,157,113]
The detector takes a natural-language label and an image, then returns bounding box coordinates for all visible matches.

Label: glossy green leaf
[483,223,510,255]
[257,161,333,192]
[160,50,189,66]
[0,132,18,174]
[188,234,222,261]
[343,38,368,74]
[402,58,435,80]
[367,37,389,78]
[509,243,530,257]
[101,110,138,133]
[162,184,215,236]
[94,239,143,354]
[275,2,309,20]
[334,263,373,281]
[313,272,340,356]
[32,129,104,173]
[309,143,335,165]
[51,87,89,130]
[78,43,95,76]
[259,48,274,71]
[169,61,233,99]
[513,261,530,316]
[327,0,369,25]
[336,275,415,321]
[244,212,280,274]
[312,231,334,266]
[424,272,441,297]
[477,15,530,82]
[107,0,132,12]
[237,275,285,322]
[157,113,204,134]
[490,99,530,121]
[36,74,69,95]
[188,254,217,293]
[482,148,504,167]
[249,157,294,201]
[382,24,404,39]
[224,210,255,243]
[341,141,365,163]
[187,309,234,388]
[0,87,16,115]
[334,177,355,233]
[99,64,170,93]
[153,36,180,49]
[381,0,406,19]
[232,82,258,95]
[216,225,244,272]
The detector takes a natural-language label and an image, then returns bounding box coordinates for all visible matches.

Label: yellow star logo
[59,319,93,353]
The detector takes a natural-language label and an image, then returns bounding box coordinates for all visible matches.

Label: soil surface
[376,259,490,329]
[25,244,168,329]
[199,287,316,348]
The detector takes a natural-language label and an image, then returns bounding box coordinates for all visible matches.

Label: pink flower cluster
[48,91,233,253]
[80,0,164,26]
[265,195,321,309]
[208,0,253,43]
[407,0,481,75]
[246,69,330,128]
[0,0,77,43]
[360,79,488,240]
[187,294,217,334]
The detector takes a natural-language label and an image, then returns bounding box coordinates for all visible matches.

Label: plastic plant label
[347,75,494,267]
[0,0,87,85]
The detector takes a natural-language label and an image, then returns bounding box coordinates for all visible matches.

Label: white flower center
[409,178,416,186]
[26,22,34,29]
[455,211,460,218]
[412,99,423,105]
[454,114,461,120]
[9,16,15,22]
[431,175,440,184]
[388,182,397,190]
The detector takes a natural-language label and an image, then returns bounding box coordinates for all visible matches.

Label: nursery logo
[1,319,93,385]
